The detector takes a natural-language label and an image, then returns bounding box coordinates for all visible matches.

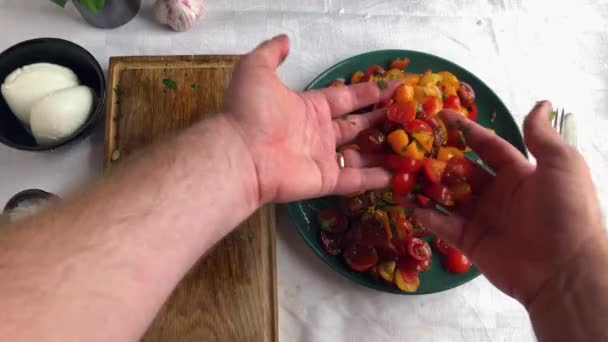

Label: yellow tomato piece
[419,73,442,86]
[368,75,382,83]
[403,73,420,85]
[437,147,464,161]
[442,84,458,97]
[395,84,415,103]
[395,269,420,292]
[436,118,448,143]
[384,68,404,80]
[403,141,425,160]
[387,206,406,219]
[415,84,442,103]
[388,129,410,156]
[350,71,365,84]
[411,132,434,153]
[378,261,397,283]
[438,71,459,88]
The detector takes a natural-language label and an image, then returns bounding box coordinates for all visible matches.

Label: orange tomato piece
[437,147,464,162]
[390,58,411,70]
[402,141,425,160]
[387,129,410,156]
[394,84,415,103]
[350,71,365,84]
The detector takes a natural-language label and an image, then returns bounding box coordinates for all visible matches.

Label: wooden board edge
[265,204,279,342]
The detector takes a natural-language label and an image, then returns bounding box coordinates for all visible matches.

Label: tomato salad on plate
[318,58,483,293]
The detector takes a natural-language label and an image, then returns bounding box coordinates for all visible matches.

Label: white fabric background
[1,0,607,341]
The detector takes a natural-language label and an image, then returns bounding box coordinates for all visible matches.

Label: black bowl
[3,189,60,213]
[0,38,105,151]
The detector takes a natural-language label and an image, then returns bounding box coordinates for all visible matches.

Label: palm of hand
[224,35,396,203]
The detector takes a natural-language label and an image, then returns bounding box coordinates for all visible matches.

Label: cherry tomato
[404,119,433,133]
[443,157,474,185]
[339,193,372,217]
[433,236,452,255]
[446,126,467,149]
[390,58,410,70]
[317,207,348,234]
[386,155,424,173]
[350,71,365,84]
[329,79,346,88]
[406,237,432,261]
[443,95,461,110]
[444,249,472,273]
[423,158,447,183]
[387,102,416,125]
[356,128,386,153]
[360,216,389,246]
[468,103,478,121]
[399,256,432,272]
[391,172,416,196]
[422,97,441,115]
[344,243,379,272]
[365,65,386,78]
[319,230,342,255]
[423,183,455,206]
[416,194,434,208]
[450,182,473,204]
[458,81,475,107]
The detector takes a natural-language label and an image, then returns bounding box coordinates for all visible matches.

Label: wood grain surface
[104,55,277,342]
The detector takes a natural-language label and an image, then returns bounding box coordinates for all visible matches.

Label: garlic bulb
[154,0,204,32]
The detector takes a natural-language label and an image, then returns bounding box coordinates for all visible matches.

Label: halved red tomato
[443,95,461,110]
[344,243,379,272]
[387,102,416,125]
[445,249,472,274]
[423,183,455,206]
[399,256,432,272]
[365,65,386,78]
[376,240,399,261]
[468,103,478,121]
[391,172,416,196]
[319,230,342,255]
[404,119,433,133]
[433,236,452,255]
[443,157,474,185]
[423,158,447,184]
[457,81,475,107]
[317,207,348,234]
[422,96,441,115]
[406,237,432,261]
[393,216,414,240]
[386,155,424,173]
[360,217,389,246]
[390,58,411,70]
[410,216,431,237]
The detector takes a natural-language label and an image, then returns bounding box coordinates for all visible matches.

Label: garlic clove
[154,0,204,32]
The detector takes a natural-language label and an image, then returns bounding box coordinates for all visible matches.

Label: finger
[333,167,391,195]
[413,209,466,249]
[333,108,386,145]
[341,149,387,168]
[244,34,290,70]
[522,100,566,166]
[306,80,403,118]
[440,110,526,171]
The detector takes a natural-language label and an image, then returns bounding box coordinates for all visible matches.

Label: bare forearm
[0,116,259,341]
[528,236,608,341]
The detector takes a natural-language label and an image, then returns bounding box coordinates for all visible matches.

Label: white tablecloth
[1,0,607,341]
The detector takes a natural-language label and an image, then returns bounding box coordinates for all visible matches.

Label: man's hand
[415,102,608,340]
[224,35,398,204]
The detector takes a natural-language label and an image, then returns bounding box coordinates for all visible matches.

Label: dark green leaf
[76,0,105,13]
[162,78,177,90]
[51,0,69,7]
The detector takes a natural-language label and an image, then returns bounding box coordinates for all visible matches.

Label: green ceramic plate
[287,50,526,295]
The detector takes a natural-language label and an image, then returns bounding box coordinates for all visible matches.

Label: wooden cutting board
[103,56,277,342]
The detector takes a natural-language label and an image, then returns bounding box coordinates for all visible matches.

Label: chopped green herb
[401,145,409,152]
[415,141,425,152]
[404,207,415,216]
[340,115,349,121]
[413,183,423,192]
[416,104,423,113]
[112,85,123,96]
[457,133,467,147]
[366,208,375,216]
[377,79,388,90]
[191,82,199,89]
[162,78,177,90]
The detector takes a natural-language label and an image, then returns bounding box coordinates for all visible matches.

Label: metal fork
[551,108,577,147]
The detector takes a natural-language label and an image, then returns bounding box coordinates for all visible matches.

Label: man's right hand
[415,101,605,310]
